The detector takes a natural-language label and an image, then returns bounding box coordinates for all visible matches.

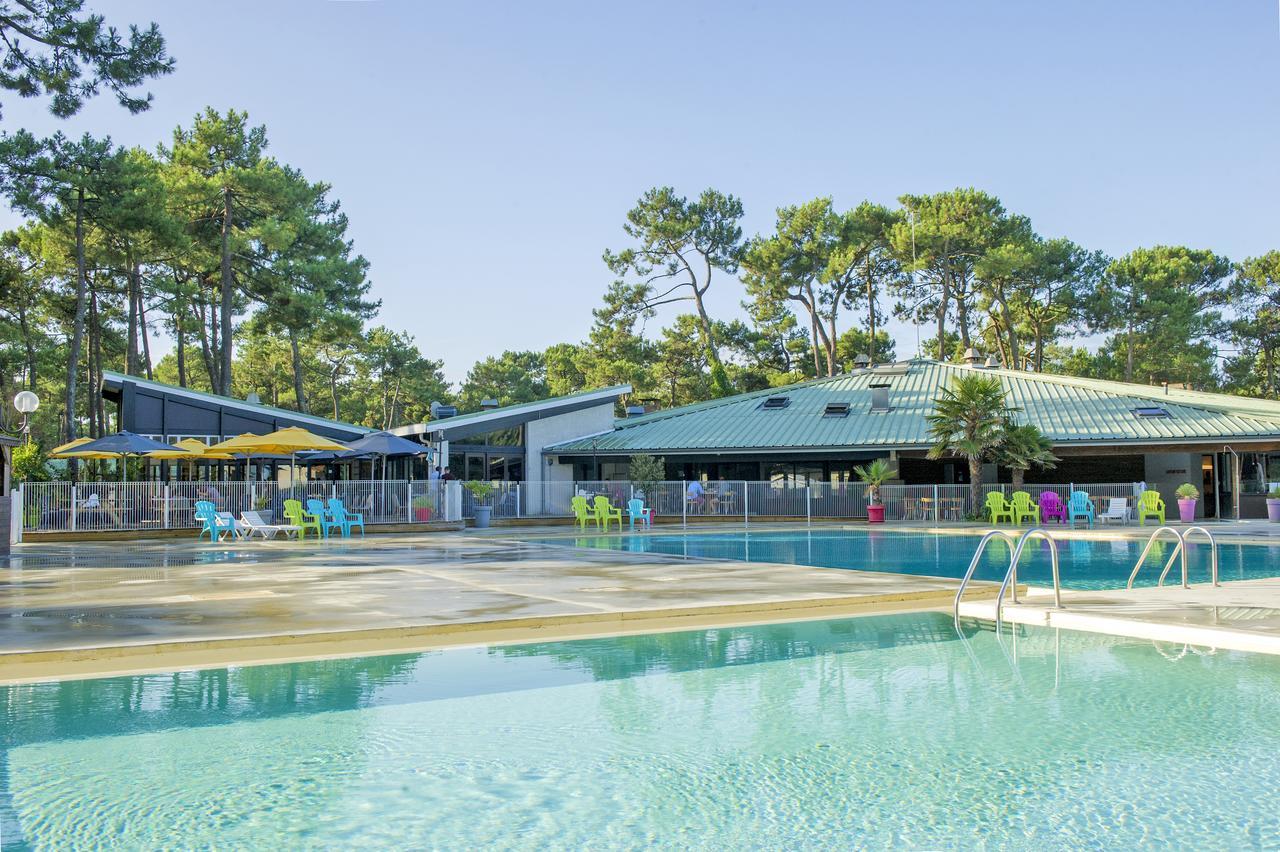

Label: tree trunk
[138,286,153,379]
[936,274,950,360]
[289,329,308,413]
[195,296,217,391]
[17,304,37,389]
[126,254,139,376]
[176,318,187,387]
[969,455,983,516]
[866,256,878,365]
[64,186,89,441]
[1012,467,1025,491]
[1125,286,1135,382]
[330,371,341,420]
[219,186,234,396]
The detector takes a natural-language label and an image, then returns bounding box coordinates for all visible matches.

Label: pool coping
[0,579,1009,685]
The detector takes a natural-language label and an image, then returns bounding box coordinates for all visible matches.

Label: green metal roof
[545,359,1280,455]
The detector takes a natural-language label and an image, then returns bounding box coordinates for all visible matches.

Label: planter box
[473,506,492,529]
[867,504,885,524]
[414,507,433,522]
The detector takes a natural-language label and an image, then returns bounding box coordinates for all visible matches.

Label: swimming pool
[3,612,1277,848]
[564,529,1280,590]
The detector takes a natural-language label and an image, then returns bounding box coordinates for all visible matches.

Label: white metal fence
[15,478,1144,535]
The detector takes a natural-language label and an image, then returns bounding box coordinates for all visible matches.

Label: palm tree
[996,422,1059,490]
[853,458,897,505]
[926,374,1016,512]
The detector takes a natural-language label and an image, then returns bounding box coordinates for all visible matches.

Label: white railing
[15,478,1142,534]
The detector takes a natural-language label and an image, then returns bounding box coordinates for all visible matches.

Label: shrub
[1174,483,1199,500]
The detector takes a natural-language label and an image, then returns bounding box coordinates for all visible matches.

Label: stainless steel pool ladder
[1126,525,1219,590]
[954,528,1063,632]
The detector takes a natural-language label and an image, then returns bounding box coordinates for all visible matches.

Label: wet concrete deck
[0,534,991,683]
[958,579,1280,655]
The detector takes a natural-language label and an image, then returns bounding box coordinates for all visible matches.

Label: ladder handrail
[1127,526,1184,589]
[953,530,1018,628]
[1129,525,1220,589]
[996,529,1062,633]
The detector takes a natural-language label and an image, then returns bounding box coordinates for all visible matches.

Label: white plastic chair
[1098,498,1131,525]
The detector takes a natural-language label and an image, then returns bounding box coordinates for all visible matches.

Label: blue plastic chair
[306,498,342,539]
[1068,491,1095,528]
[194,499,235,541]
[327,498,365,537]
[626,498,652,530]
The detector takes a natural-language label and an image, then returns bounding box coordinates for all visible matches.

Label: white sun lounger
[1098,498,1131,525]
[239,510,300,540]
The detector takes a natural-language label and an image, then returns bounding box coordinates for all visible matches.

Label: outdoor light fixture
[13,390,38,442]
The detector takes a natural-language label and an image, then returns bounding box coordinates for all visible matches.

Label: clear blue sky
[2,0,1277,382]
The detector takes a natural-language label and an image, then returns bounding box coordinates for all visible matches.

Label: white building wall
[524,403,617,514]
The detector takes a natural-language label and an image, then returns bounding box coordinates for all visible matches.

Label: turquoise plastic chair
[1068,491,1095,528]
[194,499,235,541]
[626,498,652,530]
[306,498,341,538]
[327,498,365,537]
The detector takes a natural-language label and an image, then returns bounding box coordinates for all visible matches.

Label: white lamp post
[13,390,38,442]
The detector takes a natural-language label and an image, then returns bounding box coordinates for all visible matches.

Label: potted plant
[412,494,434,522]
[253,492,273,524]
[1267,487,1280,523]
[464,481,495,528]
[854,458,897,524]
[1174,483,1199,523]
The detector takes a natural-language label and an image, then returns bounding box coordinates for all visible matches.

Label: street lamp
[13,390,38,443]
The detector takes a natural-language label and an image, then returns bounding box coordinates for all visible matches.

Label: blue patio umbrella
[71,431,173,480]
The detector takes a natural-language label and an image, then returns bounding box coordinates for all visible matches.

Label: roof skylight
[1133,406,1170,418]
[760,396,791,410]
[823,402,850,418]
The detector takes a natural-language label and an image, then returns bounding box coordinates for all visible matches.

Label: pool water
[3,612,1279,849]
[565,529,1280,590]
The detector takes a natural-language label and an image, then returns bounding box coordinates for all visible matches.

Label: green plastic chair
[283,499,321,540]
[1137,490,1165,526]
[570,495,593,531]
[1009,491,1040,525]
[985,492,1014,524]
[593,495,623,532]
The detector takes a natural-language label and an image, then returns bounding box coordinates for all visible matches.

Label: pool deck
[958,580,1280,656]
[0,533,1000,684]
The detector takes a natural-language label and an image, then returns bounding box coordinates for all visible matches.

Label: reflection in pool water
[3,612,1280,848]
[566,528,1279,590]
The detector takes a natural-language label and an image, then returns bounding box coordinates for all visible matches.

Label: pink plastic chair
[1039,491,1067,524]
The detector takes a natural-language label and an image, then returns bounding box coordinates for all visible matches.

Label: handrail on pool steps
[953,527,1063,632]
[1127,525,1219,590]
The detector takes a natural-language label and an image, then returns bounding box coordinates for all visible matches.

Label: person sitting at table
[686,479,706,512]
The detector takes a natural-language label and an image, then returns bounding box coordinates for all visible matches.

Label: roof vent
[480,398,500,410]
[1133,406,1170,418]
[963,348,983,366]
[430,401,458,419]
[852,353,871,369]
[625,405,646,418]
[823,402,850,418]
[870,384,891,412]
[245,392,261,405]
[760,396,791,410]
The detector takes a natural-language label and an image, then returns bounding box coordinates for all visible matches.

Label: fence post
[331,483,337,500]
[806,485,811,527]
[406,480,414,523]
[516,484,522,519]
[744,482,749,529]
[11,483,22,544]
[163,484,171,529]
[933,484,940,523]
[681,481,687,529]
[71,484,78,532]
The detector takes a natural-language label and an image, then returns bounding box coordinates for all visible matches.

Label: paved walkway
[0,534,992,683]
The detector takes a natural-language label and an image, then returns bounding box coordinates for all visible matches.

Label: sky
[2,0,1278,383]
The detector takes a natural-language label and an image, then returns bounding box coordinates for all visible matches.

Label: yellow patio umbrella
[147,438,235,480]
[49,437,102,457]
[208,427,348,486]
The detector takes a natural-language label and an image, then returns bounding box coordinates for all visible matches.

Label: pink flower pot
[1177,498,1196,524]
[867,504,886,524]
